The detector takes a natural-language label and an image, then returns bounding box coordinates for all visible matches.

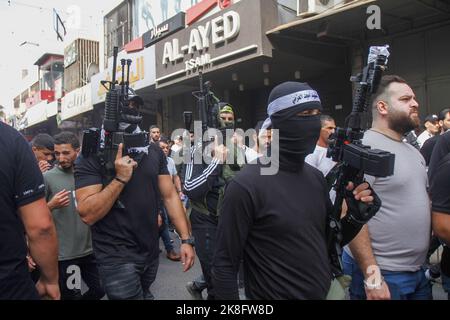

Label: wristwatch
[180,236,195,247]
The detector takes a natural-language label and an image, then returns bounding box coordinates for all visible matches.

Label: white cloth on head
[261,90,321,130]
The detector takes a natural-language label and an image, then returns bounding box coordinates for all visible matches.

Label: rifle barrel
[111,47,118,89]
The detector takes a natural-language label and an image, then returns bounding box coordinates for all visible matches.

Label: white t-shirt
[305,145,336,203]
[166,156,177,177]
[305,145,336,177]
[171,144,182,153]
[417,130,433,148]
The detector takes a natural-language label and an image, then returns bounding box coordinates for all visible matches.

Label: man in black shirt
[0,122,59,300]
[429,130,450,299]
[420,108,450,166]
[75,139,195,299]
[212,82,377,299]
[429,130,450,243]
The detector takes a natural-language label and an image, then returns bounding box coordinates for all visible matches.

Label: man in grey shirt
[44,132,104,300]
[343,75,432,300]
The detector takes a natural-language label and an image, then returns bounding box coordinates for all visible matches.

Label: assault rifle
[326,45,395,273]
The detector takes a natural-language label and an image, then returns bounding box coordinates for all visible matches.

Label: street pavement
[151,232,448,300]
[151,233,204,300]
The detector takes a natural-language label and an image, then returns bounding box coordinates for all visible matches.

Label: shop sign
[61,83,92,120]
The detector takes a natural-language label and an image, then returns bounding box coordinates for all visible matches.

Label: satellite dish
[86,62,99,83]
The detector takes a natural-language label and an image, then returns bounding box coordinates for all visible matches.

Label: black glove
[343,182,381,228]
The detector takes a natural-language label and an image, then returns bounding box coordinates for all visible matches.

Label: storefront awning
[267,0,376,35]
[267,0,450,42]
[25,101,48,128]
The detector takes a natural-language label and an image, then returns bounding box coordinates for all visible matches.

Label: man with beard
[75,96,194,300]
[150,125,161,144]
[211,82,378,299]
[343,75,432,300]
[44,132,104,300]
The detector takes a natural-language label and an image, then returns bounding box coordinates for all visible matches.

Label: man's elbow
[433,222,450,243]
[432,213,450,243]
[77,204,96,226]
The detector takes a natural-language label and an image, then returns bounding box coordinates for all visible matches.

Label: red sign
[218,0,231,9]
[124,37,144,53]
[186,0,232,25]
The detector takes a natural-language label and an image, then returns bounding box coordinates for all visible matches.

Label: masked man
[212,82,378,299]
[184,103,245,300]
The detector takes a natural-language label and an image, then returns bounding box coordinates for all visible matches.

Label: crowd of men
[0,75,449,300]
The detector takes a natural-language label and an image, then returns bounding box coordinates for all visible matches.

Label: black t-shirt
[429,153,450,215]
[0,123,45,281]
[428,131,450,182]
[212,162,332,299]
[420,134,439,166]
[74,143,169,264]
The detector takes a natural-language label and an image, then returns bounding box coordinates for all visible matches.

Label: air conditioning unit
[297,0,338,17]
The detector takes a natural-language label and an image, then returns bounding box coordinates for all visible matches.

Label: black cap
[424,114,438,123]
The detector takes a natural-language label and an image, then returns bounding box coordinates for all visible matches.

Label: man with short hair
[305,114,336,177]
[44,131,104,300]
[31,133,55,173]
[421,108,450,165]
[417,114,439,148]
[343,75,432,300]
[150,125,161,144]
[75,99,194,300]
[0,122,59,300]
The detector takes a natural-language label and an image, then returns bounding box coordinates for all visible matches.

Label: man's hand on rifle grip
[114,143,138,183]
[345,181,381,224]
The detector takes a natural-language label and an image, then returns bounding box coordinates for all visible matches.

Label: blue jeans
[97,258,159,300]
[159,207,174,252]
[342,251,432,300]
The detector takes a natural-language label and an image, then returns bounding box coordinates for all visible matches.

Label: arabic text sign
[143,12,185,47]
[61,83,93,120]
[91,46,155,105]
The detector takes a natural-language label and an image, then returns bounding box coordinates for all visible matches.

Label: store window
[104,1,132,64]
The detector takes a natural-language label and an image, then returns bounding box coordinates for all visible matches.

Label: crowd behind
[1,75,450,300]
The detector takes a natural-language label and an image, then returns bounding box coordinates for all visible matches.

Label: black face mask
[271,113,321,172]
